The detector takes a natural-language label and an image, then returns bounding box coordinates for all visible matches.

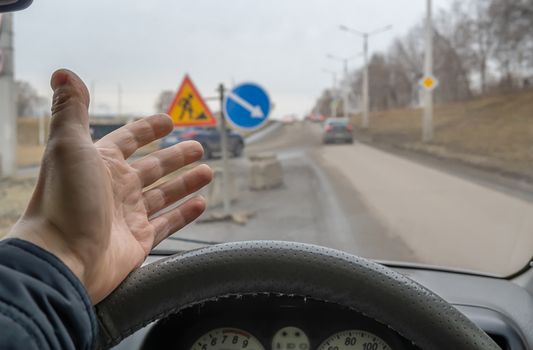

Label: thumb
[49,69,91,138]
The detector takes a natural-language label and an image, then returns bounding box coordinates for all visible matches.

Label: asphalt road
[160,121,533,277]
[159,122,416,264]
[319,140,533,277]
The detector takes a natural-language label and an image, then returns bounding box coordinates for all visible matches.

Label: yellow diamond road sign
[420,75,439,91]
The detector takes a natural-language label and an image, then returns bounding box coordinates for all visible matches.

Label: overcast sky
[14,0,451,118]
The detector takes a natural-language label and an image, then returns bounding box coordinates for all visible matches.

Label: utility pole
[422,0,434,142]
[327,53,360,118]
[362,34,369,128]
[340,24,392,128]
[0,13,16,177]
[218,83,230,214]
[343,68,349,119]
[322,68,338,117]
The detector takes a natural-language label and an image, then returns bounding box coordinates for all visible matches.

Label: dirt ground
[353,89,533,181]
[0,176,36,237]
[2,141,161,237]
[3,118,275,237]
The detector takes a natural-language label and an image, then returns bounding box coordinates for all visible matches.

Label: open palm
[10,69,212,303]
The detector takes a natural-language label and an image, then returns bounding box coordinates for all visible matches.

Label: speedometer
[190,328,264,350]
[317,330,391,350]
[272,326,310,349]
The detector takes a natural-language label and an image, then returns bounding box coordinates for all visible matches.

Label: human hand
[8,69,212,303]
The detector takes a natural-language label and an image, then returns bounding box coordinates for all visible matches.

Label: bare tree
[318,0,533,113]
[387,26,426,106]
[16,80,47,117]
[433,27,472,102]
[154,90,175,113]
[489,0,533,90]
[314,89,335,117]
[470,1,494,93]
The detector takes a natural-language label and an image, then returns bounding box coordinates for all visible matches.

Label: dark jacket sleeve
[0,238,96,349]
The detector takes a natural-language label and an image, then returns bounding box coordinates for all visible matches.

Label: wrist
[8,217,88,292]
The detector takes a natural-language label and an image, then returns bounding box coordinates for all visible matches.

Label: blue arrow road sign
[223,82,271,129]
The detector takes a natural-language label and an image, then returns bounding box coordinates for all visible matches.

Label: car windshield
[2,0,532,278]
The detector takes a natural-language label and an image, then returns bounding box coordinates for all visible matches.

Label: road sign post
[218,83,231,214]
[218,81,270,215]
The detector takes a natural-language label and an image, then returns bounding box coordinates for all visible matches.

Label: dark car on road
[160,127,245,159]
[323,117,354,144]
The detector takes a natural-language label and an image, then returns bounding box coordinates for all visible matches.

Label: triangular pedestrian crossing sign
[167,75,217,126]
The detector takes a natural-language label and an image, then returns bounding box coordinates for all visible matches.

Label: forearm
[0,238,96,350]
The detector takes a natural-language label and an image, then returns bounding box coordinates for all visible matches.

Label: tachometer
[317,330,391,350]
[272,326,310,349]
[190,328,264,350]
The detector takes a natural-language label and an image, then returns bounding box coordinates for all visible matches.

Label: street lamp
[322,68,338,117]
[326,53,360,76]
[340,24,392,128]
[327,53,361,118]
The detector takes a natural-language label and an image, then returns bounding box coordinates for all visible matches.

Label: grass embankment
[354,89,533,181]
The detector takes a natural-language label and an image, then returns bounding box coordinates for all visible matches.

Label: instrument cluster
[140,295,416,350]
[190,326,391,350]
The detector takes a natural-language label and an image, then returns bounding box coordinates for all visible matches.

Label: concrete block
[201,167,236,208]
[248,153,283,190]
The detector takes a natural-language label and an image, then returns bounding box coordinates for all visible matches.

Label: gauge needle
[227,91,264,118]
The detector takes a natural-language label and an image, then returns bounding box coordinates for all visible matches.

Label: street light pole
[322,68,338,117]
[362,34,369,128]
[422,0,434,142]
[340,24,392,128]
[327,54,360,118]
[344,59,350,119]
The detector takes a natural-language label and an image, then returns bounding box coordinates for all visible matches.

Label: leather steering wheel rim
[95,241,500,350]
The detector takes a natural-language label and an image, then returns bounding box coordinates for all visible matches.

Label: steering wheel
[95,241,500,350]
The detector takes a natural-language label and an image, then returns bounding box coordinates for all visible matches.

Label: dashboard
[109,254,533,350]
[140,295,416,350]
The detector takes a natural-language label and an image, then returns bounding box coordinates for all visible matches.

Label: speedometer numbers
[317,330,391,350]
[190,328,265,350]
[189,327,389,350]
[272,326,310,349]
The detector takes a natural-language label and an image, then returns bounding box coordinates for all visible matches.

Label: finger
[49,69,91,140]
[143,164,212,216]
[95,114,173,159]
[150,196,206,247]
[131,140,204,188]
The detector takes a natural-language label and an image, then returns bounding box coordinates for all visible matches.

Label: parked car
[89,123,124,141]
[323,117,354,144]
[159,127,244,159]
